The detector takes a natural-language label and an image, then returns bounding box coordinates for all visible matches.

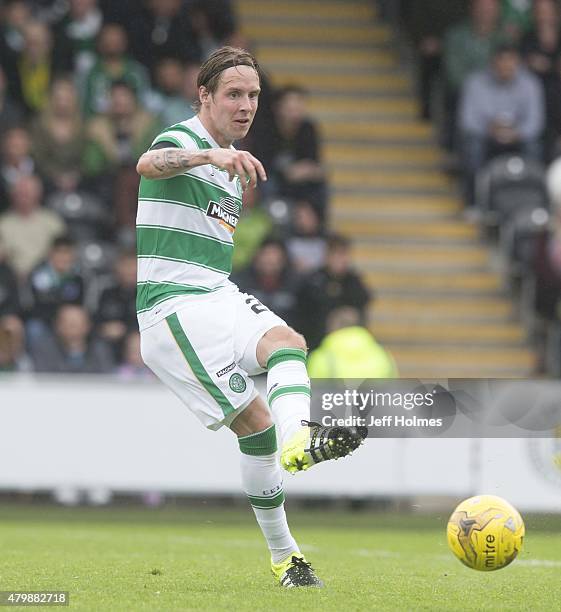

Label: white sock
[266,348,311,447]
[252,503,299,564]
[238,425,299,563]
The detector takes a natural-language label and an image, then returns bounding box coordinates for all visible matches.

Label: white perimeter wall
[1,375,560,512]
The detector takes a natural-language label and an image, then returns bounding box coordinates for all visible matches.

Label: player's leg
[257,326,310,447]
[256,326,367,474]
[230,397,298,562]
[141,297,321,587]
[230,396,322,588]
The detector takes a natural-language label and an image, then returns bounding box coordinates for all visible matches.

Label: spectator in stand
[97,0,144,27]
[522,0,561,160]
[459,44,544,207]
[27,235,85,338]
[0,0,31,107]
[95,248,137,360]
[25,0,69,24]
[116,331,153,379]
[16,20,62,115]
[0,126,35,212]
[521,0,561,85]
[127,0,200,76]
[225,34,275,157]
[404,0,466,120]
[0,66,23,136]
[51,0,104,81]
[256,85,327,221]
[501,0,533,43]
[443,0,504,149]
[531,157,561,372]
[29,303,114,373]
[84,80,158,175]
[230,204,273,272]
[0,245,26,371]
[286,200,327,274]
[83,80,160,230]
[82,22,150,116]
[186,0,238,61]
[181,61,201,114]
[149,58,198,126]
[546,54,561,160]
[0,326,21,371]
[307,306,397,378]
[0,0,28,55]
[0,175,65,279]
[533,157,561,320]
[233,238,300,328]
[31,77,86,194]
[296,234,371,350]
[0,246,21,321]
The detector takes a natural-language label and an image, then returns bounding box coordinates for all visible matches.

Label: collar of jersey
[186,115,236,151]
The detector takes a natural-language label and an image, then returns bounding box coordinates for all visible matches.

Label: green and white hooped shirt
[136,116,243,331]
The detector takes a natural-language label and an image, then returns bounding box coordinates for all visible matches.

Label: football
[447,495,525,571]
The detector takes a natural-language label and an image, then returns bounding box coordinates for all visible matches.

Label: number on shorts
[245,296,269,314]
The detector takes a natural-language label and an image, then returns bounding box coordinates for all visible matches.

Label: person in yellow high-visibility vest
[307,307,398,378]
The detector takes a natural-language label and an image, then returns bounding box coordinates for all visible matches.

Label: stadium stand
[241,0,539,377]
[1,0,560,377]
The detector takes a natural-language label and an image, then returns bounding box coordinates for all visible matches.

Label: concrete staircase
[237,0,536,377]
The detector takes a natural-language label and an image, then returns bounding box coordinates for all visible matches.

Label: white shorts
[140,284,286,430]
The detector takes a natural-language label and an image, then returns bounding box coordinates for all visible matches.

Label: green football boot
[271,553,323,588]
[280,420,368,474]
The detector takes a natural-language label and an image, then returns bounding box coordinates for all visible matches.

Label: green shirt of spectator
[443,0,509,94]
[81,23,150,116]
[501,0,533,41]
[83,57,150,117]
[444,21,507,93]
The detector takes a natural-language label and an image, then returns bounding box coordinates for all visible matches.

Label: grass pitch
[1,505,561,611]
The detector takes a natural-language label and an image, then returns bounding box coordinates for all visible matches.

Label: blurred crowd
[0,0,379,376]
[12,0,561,378]
[401,0,561,374]
[402,0,561,189]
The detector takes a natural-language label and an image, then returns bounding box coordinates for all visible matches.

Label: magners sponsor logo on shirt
[206,197,240,233]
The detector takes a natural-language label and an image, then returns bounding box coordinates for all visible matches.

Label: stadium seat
[46,191,110,242]
[544,320,561,377]
[500,206,550,289]
[476,155,549,228]
[78,241,118,275]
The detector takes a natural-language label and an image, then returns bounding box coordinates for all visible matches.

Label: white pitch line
[168,538,561,568]
[353,548,402,558]
[350,548,561,568]
[516,559,561,568]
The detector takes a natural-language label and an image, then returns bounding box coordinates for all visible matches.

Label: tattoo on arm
[150,150,192,174]
[151,152,167,172]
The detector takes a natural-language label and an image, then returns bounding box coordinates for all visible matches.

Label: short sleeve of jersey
[149,140,178,151]
[150,126,199,151]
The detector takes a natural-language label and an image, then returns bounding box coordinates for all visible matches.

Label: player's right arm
[136,147,267,190]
